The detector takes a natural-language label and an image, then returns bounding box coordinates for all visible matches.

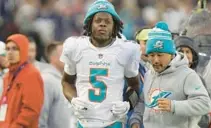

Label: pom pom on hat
[155,21,169,31]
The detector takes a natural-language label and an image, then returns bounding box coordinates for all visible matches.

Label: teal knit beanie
[146,21,176,55]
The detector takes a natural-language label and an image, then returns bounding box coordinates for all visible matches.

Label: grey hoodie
[203,60,211,98]
[39,65,74,128]
[130,53,211,128]
[34,61,50,72]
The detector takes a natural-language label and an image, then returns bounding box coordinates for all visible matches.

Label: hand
[111,101,130,117]
[158,98,171,112]
[131,123,140,128]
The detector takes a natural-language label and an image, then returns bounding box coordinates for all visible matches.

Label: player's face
[178,47,193,67]
[91,12,114,42]
[148,52,173,73]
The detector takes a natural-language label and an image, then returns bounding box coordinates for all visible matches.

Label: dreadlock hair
[82,15,123,38]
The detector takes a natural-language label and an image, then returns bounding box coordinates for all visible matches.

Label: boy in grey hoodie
[130,21,211,128]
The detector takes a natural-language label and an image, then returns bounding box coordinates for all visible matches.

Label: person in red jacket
[0,34,44,128]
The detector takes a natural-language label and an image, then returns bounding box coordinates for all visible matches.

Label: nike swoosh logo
[195,86,201,90]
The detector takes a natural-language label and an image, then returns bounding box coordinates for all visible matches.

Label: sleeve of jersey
[124,44,140,78]
[60,37,77,75]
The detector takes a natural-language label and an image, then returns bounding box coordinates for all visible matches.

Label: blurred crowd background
[0,0,211,61]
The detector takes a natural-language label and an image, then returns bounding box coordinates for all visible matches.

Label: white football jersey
[60,36,140,124]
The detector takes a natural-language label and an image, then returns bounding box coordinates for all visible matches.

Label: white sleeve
[60,37,77,75]
[124,44,140,78]
[64,64,76,75]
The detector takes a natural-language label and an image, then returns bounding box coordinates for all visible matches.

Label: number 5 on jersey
[89,68,108,102]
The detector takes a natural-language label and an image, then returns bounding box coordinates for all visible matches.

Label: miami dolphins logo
[97,4,108,10]
[145,89,172,109]
[154,41,163,49]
